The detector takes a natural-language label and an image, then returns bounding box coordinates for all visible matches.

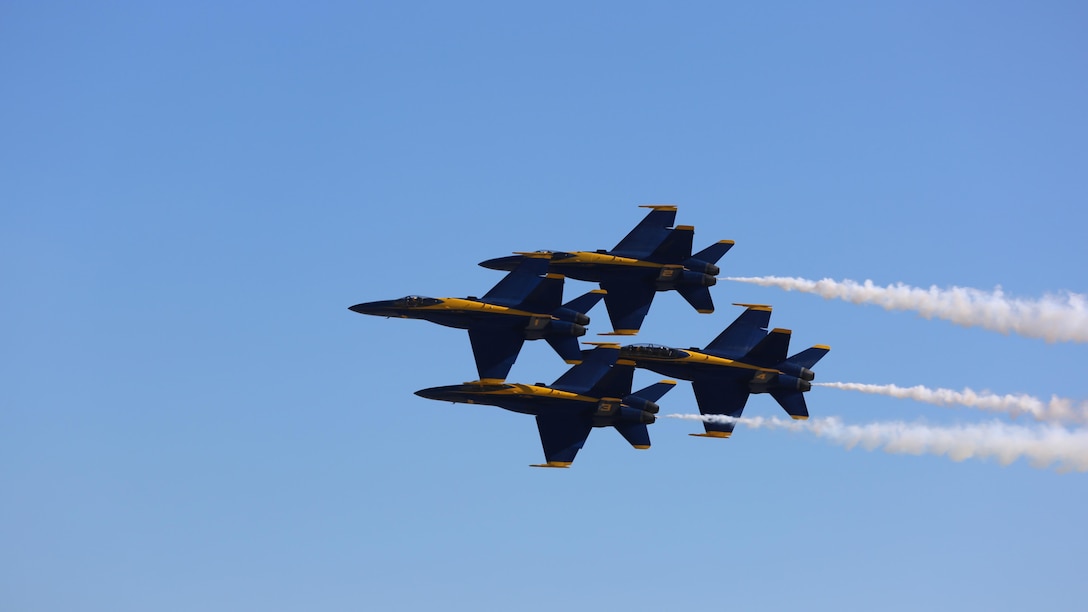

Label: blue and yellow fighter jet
[349,253,604,383]
[415,344,676,467]
[619,304,830,438]
[478,205,734,335]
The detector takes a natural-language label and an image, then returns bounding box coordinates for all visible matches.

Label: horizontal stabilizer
[560,288,606,317]
[614,422,651,449]
[692,240,735,265]
[743,328,791,368]
[783,345,830,369]
[770,390,810,419]
[678,285,715,314]
[704,305,772,358]
[630,380,676,403]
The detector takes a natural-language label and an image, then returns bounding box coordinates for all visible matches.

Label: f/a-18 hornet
[349,253,604,383]
[620,304,829,438]
[415,344,676,467]
[479,205,734,335]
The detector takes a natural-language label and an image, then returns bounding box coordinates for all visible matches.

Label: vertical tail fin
[703,304,772,358]
[677,285,715,314]
[742,328,792,368]
[614,423,651,449]
[770,391,809,420]
[546,336,584,364]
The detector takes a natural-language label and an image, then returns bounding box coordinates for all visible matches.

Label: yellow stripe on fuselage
[637,350,775,373]
[416,298,544,319]
[470,384,598,403]
[560,252,667,268]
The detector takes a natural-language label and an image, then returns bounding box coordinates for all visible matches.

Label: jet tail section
[546,335,583,364]
[784,345,830,369]
[648,226,694,263]
[770,391,809,420]
[677,285,715,314]
[614,422,651,449]
[742,328,792,368]
[630,380,676,404]
[691,240,735,265]
[559,288,606,318]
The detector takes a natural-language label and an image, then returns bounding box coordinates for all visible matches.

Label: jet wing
[467,327,526,382]
[599,280,656,335]
[690,378,751,438]
[610,206,677,259]
[533,415,594,467]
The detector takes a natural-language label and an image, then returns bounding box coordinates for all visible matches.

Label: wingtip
[689,432,732,439]
[599,329,639,336]
[530,462,572,468]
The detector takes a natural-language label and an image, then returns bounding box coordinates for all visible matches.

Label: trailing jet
[619,304,829,438]
[349,253,604,383]
[478,205,734,335]
[415,344,676,467]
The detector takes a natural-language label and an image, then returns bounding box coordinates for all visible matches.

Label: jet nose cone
[348,300,392,316]
[415,386,465,403]
[479,255,522,271]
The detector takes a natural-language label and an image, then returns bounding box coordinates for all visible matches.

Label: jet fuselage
[414,383,656,424]
[349,296,587,334]
[619,345,812,394]
[480,251,718,290]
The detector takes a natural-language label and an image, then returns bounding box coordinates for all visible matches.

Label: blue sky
[3,2,1087,610]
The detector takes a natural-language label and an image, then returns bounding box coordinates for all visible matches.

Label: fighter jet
[619,304,829,438]
[415,344,676,467]
[478,205,734,335]
[349,253,604,383]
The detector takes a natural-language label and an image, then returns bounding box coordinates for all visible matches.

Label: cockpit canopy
[393,295,442,308]
[624,344,689,359]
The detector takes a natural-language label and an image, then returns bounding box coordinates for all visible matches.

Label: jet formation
[349,206,829,467]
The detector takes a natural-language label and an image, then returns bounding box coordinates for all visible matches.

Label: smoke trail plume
[667,414,1088,472]
[816,382,1088,424]
[723,276,1088,343]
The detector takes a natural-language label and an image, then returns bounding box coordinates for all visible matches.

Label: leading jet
[415,344,676,467]
[619,304,830,438]
[349,253,604,383]
[479,205,734,335]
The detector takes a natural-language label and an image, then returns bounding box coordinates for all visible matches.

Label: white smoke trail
[667,414,1088,472]
[816,382,1088,424]
[723,276,1088,343]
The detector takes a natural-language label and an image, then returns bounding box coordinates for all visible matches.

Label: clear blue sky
[3,2,1087,610]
